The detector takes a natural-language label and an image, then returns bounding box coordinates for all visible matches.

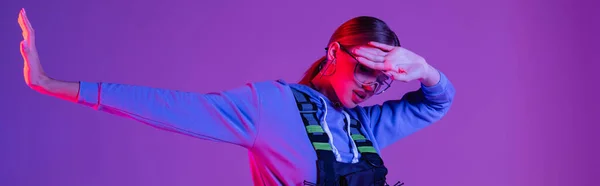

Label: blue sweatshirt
[77,71,455,185]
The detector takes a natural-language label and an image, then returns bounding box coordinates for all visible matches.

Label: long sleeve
[77,81,262,149]
[363,71,456,149]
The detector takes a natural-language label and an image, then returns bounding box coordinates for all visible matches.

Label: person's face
[323,42,392,108]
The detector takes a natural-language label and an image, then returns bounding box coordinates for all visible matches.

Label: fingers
[356,46,387,56]
[18,11,27,38]
[356,57,394,71]
[21,8,34,33]
[387,71,417,83]
[18,8,34,43]
[347,45,389,71]
[391,73,410,82]
[352,47,386,62]
[20,40,27,58]
[368,41,395,52]
[20,40,33,63]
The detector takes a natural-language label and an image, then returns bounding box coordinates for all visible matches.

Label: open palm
[18,8,48,91]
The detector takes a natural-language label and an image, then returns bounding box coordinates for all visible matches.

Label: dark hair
[299,16,401,85]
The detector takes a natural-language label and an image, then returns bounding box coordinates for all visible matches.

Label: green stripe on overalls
[351,134,366,141]
[306,125,324,133]
[313,142,332,150]
[358,146,377,153]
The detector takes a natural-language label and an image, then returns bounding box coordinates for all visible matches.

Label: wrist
[420,65,440,87]
[37,74,52,88]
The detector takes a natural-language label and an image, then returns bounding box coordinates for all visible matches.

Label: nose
[362,83,376,93]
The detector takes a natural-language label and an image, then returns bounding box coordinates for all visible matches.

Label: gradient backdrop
[1,0,598,185]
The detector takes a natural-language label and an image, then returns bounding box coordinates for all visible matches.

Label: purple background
[1,0,599,185]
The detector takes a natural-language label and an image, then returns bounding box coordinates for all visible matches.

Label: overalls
[292,89,404,186]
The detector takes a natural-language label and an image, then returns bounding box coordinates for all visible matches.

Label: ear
[325,42,341,62]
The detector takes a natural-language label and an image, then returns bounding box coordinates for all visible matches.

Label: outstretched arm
[76,81,262,148]
[17,8,262,148]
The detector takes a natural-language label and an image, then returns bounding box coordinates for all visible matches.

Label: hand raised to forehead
[355,41,431,83]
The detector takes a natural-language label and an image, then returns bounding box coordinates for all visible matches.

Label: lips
[353,90,367,100]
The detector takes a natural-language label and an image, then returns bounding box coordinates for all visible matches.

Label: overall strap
[345,118,378,155]
[345,117,385,167]
[291,88,336,162]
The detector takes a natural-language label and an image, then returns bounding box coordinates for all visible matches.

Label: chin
[341,96,358,108]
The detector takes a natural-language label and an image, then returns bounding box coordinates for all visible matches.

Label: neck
[309,77,343,108]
